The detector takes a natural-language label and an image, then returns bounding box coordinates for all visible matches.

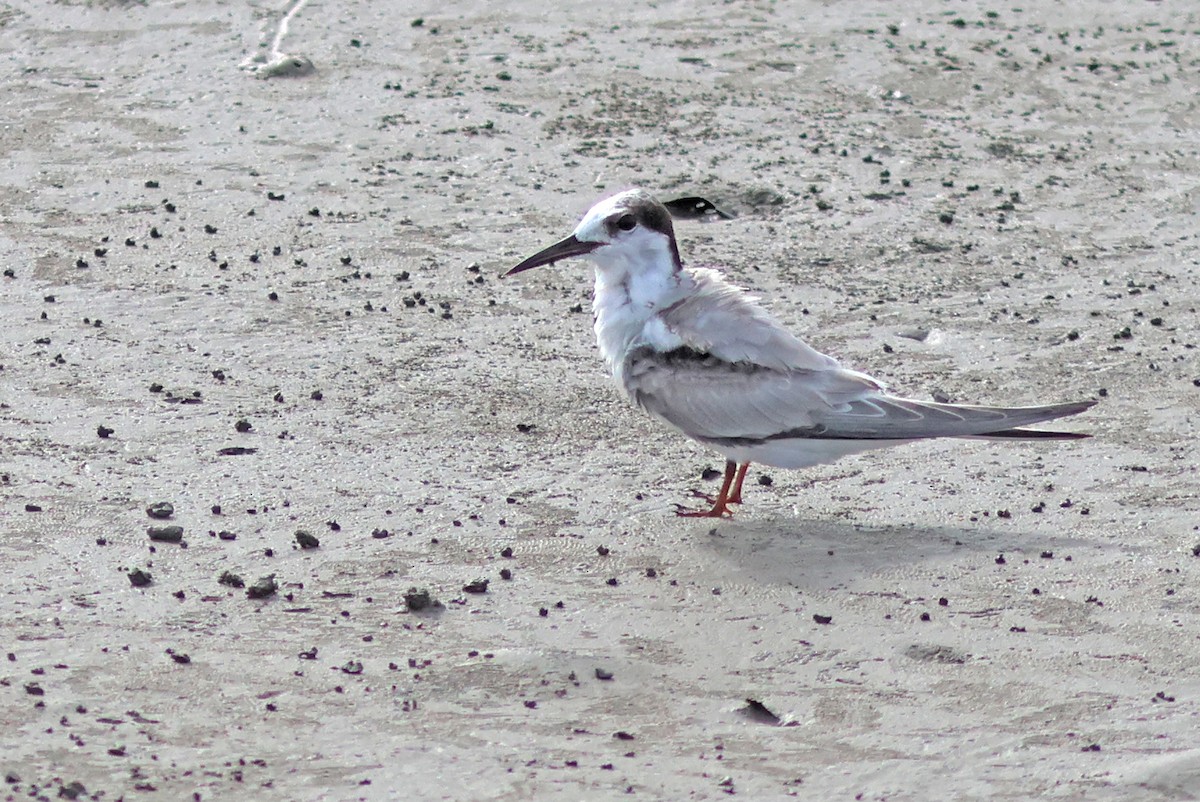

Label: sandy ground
[2,0,1199,799]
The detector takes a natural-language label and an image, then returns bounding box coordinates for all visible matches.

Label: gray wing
[624,348,1094,444]
[662,269,841,372]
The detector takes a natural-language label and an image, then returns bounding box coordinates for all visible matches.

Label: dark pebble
[463,578,489,594]
[218,571,245,588]
[147,525,184,543]
[404,587,437,611]
[58,781,86,800]
[295,530,320,549]
[595,667,613,680]
[812,614,832,625]
[246,574,278,599]
[499,568,513,580]
[146,502,174,519]
[235,419,253,433]
[96,425,114,439]
[500,546,513,558]
[128,568,152,587]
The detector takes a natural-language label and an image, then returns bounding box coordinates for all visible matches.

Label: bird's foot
[674,500,735,518]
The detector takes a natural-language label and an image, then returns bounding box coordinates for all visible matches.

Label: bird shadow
[693,515,1096,592]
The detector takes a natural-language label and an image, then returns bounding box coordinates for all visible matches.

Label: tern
[505,188,1095,518]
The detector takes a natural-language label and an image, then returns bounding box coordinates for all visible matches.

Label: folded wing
[624,348,1094,445]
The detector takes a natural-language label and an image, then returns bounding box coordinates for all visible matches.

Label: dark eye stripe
[617,213,636,231]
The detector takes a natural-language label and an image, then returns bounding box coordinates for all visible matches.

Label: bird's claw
[674,502,735,518]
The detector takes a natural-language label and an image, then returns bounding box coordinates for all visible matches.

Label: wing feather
[625,348,1094,445]
[661,268,840,372]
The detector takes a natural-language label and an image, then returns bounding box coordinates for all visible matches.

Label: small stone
[218,571,245,588]
[812,613,832,625]
[58,781,87,800]
[463,578,489,594]
[294,530,320,549]
[128,568,153,587]
[404,587,438,611]
[595,667,614,680]
[146,502,174,519]
[96,424,114,439]
[235,419,253,433]
[147,525,184,543]
[246,574,278,599]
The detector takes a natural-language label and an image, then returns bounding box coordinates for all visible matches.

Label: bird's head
[505,189,683,280]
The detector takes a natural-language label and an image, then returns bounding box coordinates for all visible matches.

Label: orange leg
[726,462,752,505]
[676,460,743,518]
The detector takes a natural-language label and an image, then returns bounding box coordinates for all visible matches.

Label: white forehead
[573,189,652,243]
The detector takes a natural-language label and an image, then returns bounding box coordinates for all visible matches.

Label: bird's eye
[616,214,637,231]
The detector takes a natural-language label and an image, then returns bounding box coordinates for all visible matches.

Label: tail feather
[966,428,1092,441]
[813,397,1098,441]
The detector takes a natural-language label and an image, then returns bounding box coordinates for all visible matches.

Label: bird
[504,188,1096,518]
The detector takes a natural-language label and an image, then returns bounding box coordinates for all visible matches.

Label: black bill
[504,234,601,276]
